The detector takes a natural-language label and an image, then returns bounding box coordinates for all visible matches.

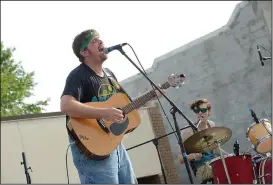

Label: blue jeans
[69,136,138,184]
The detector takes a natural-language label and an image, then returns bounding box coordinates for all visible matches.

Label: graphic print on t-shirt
[91,83,117,102]
[91,76,122,102]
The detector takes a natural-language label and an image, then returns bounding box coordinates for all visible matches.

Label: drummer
[177,98,229,183]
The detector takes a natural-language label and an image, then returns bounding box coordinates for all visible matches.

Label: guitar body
[69,93,141,159]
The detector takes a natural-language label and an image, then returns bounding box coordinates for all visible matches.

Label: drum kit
[184,112,272,184]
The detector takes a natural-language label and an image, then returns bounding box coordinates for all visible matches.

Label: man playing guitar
[60,29,165,184]
[178,98,229,183]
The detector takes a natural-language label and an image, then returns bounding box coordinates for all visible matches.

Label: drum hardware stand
[252,168,258,184]
[265,152,271,157]
[126,124,193,184]
[258,174,271,179]
[257,174,272,184]
[216,141,231,184]
[21,152,32,184]
[260,119,272,137]
[118,46,197,184]
[251,158,259,184]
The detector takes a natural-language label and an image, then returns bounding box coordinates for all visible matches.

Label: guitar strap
[103,68,133,102]
[102,68,119,90]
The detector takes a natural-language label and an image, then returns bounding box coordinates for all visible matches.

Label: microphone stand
[257,44,272,66]
[170,107,195,184]
[126,125,193,184]
[119,47,196,184]
[261,57,272,66]
[21,152,32,184]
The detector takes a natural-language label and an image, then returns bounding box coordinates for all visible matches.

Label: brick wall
[137,175,162,184]
[147,105,180,184]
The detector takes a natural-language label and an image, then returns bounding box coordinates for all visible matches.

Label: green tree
[1,41,50,117]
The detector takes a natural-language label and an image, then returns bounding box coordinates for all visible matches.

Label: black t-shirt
[61,63,131,121]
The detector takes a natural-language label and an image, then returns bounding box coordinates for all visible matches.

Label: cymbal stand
[217,141,231,184]
[21,152,32,184]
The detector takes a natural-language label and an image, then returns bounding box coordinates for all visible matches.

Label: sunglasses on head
[193,108,208,114]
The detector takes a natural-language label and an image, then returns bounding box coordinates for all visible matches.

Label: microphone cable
[65,141,75,184]
[257,44,272,54]
[125,43,180,141]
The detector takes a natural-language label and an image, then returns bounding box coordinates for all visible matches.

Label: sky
[1,1,240,113]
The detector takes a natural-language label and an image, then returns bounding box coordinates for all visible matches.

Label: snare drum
[246,119,272,154]
[210,154,255,184]
[258,157,272,184]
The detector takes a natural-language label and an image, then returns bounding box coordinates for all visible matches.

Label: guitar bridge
[97,119,110,134]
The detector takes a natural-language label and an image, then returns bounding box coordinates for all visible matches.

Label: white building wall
[1,108,161,183]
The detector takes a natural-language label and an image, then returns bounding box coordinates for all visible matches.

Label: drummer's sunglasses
[193,108,208,114]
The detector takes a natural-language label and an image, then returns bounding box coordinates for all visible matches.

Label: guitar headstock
[168,73,186,89]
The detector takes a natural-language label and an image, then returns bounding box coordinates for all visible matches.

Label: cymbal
[184,127,232,153]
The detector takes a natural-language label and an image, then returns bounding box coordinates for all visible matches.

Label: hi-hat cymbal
[184,127,232,153]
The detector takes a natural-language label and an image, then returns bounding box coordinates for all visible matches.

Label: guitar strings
[123,82,169,114]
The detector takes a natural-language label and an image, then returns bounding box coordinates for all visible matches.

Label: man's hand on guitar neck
[153,87,165,100]
[149,84,165,100]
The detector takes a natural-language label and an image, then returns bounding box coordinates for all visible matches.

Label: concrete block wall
[120,1,272,183]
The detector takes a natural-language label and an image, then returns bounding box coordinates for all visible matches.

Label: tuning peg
[175,80,186,90]
[175,85,181,90]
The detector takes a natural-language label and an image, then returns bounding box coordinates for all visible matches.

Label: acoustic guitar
[68,73,185,159]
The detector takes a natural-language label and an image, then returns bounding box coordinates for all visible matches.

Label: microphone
[257,45,264,66]
[249,109,260,124]
[233,140,239,156]
[103,43,127,54]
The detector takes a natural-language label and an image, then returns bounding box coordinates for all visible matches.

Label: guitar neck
[122,81,171,114]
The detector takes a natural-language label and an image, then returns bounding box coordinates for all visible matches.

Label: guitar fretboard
[122,81,171,114]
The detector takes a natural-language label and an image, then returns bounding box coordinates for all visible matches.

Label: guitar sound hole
[110,117,129,136]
